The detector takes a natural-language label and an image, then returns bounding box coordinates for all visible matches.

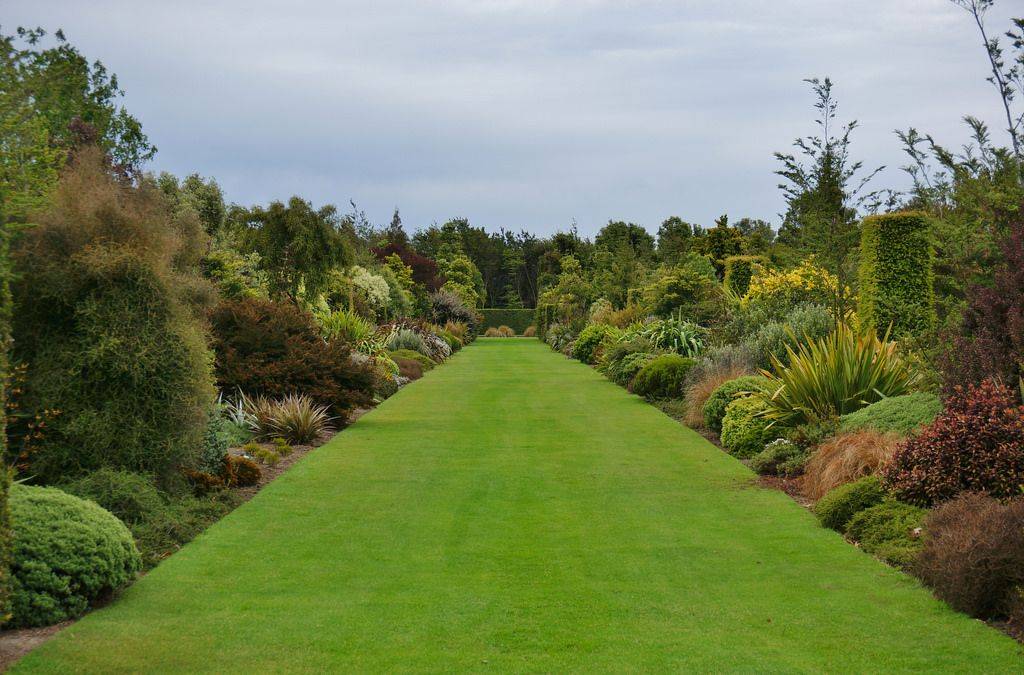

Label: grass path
[14,339,1023,672]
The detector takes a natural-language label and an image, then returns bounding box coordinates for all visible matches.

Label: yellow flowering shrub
[741,258,839,316]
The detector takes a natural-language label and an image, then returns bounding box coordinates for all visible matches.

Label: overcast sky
[5,0,1020,237]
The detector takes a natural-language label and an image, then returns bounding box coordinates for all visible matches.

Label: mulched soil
[0,407,372,671]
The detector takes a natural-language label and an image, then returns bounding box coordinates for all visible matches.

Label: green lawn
[14,339,1023,672]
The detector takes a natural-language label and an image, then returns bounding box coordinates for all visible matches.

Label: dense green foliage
[571,322,617,364]
[720,396,774,458]
[844,500,926,568]
[11,152,215,483]
[723,255,767,295]
[630,354,695,400]
[814,476,887,532]
[8,484,140,627]
[702,376,772,432]
[858,212,935,338]
[62,469,164,526]
[837,392,942,436]
[0,28,154,220]
[390,349,436,371]
[743,303,833,369]
[750,439,808,476]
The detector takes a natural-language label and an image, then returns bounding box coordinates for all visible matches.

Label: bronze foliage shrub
[11,150,216,484]
[915,493,1024,622]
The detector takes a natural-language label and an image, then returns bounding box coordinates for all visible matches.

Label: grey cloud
[5,0,1019,234]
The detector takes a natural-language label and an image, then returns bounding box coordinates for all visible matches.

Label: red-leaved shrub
[210,298,374,421]
[883,380,1024,506]
[941,221,1024,392]
[915,493,1024,621]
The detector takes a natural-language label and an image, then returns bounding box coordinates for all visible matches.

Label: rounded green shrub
[720,397,773,458]
[702,375,772,432]
[838,392,942,437]
[845,500,927,568]
[389,348,436,371]
[9,484,141,627]
[572,323,617,364]
[61,469,165,526]
[814,475,887,532]
[750,439,808,476]
[630,354,696,400]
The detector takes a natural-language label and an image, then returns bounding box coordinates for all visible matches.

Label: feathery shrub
[813,475,887,532]
[11,153,216,483]
[915,493,1024,621]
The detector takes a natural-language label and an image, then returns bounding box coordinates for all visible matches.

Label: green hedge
[479,308,535,335]
[0,215,10,625]
[535,304,556,339]
[723,255,768,296]
[858,212,935,338]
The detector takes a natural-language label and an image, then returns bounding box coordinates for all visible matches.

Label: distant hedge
[858,212,935,338]
[479,308,534,334]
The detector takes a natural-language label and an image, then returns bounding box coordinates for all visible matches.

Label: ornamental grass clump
[638,312,706,357]
[266,394,334,444]
[756,322,919,429]
[803,429,902,500]
[318,309,374,345]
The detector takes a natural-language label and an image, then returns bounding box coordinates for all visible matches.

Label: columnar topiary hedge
[479,308,534,334]
[0,212,10,625]
[858,211,935,338]
[723,255,768,296]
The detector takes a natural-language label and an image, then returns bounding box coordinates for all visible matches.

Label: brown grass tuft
[682,364,751,428]
[803,429,902,500]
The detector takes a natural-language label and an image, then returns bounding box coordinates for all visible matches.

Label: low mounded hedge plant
[702,375,771,432]
[845,500,927,568]
[838,392,942,436]
[572,323,618,364]
[9,484,141,627]
[390,348,436,371]
[813,475,887,532]
[750,439,807,477]
[720,396,773,458]
[630,354,696,400]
